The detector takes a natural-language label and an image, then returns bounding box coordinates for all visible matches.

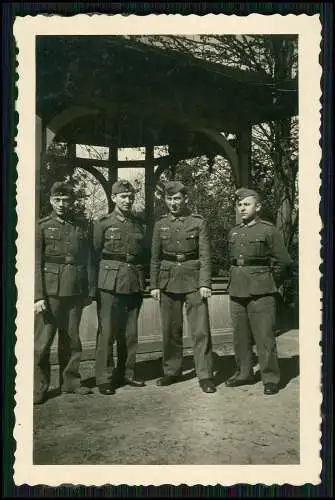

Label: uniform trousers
[160,290,213,381]
[34,296,84,400]
[95,291,142,385]
[230,294,280,385]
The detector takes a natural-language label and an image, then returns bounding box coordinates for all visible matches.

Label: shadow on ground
[211,353,299,389]
[78,351,299,392]
[80,355,198,390]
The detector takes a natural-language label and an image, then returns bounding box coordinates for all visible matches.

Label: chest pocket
[160,228,171,240]
[160,227,172,251]
[44,227,61,251]
[228,235,236,257]
[249,236,267,257]
[185,230,198,252]
[104,227,124,253]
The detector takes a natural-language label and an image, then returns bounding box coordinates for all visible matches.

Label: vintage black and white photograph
[14,14,322,486]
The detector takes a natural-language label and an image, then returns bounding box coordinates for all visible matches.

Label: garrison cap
[50,181,74,197]
[111,179,135,195]
[235,187,261,202]
[164,181,187,196]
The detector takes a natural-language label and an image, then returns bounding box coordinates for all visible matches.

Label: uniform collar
[51,210,71,224]
[240,217,259,228]
[168,208,191,221]
[112,208,131,223]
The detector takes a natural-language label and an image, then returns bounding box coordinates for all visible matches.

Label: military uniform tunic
[227,217,292,384]
[34,211,93,400]
[92,210,147,385]
[150,210,213,381]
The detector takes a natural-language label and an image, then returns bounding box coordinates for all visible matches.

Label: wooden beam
[235,122,252,224]
[67,143,77,180]
[195,127,240,185]
[35,115,43,220]
[106,146,118,212]
[45,106,100,150]
[46,155,172,170]
[236,122,252,187]
[68,143,76,158]
[145,144,155,232]
[108,146,118,185]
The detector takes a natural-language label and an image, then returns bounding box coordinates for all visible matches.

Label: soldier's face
[50,195,71,217]
[237,196,261,222]
[112,191,135,214]
[165,192,187,216]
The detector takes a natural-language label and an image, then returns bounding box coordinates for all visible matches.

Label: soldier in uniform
[34,181,93,404]
[91,180,147,395]
[150,181,216,394]
[226,187,292,395]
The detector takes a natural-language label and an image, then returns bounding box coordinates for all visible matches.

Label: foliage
[250,118,298,248]
[38,142,87,220]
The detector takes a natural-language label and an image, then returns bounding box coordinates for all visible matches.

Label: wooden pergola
[36,35,298,225]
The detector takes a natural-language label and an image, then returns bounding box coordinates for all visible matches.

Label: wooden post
[236,122,252,224]
[107,146,118,212]
[236,122,252,187]
[195,127,240,185]
[35,115,44,220]
[67,143,76,180]
[145,144,155,233]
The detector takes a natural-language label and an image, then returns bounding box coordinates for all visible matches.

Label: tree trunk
[272,38,297,252]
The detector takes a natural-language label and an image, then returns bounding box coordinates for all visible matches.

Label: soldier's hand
[34,299,46,315]
[150,289,161,301]
[200,287,212,299]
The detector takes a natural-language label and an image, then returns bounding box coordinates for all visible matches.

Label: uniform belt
[101,253,139,264]
[162,252,198,262]
[231,257,271,266]
[44,256,83,265]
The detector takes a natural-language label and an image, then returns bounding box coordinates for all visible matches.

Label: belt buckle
[65,256,74,264]
[236,257,244,266]
[176,254,186,262]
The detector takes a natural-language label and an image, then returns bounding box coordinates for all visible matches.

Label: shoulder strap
[37,214,51,224]
[98,213,111,221]
[260,219,274,227]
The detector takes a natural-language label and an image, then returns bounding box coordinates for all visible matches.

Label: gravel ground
[33,329,299,465]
